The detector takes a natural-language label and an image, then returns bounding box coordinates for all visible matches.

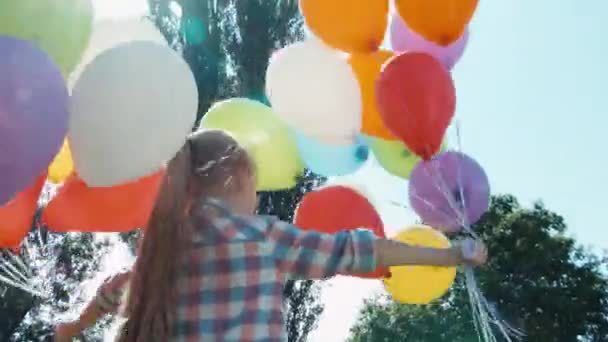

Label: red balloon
[43,171,163,233]
[294,185,388,279]
[376,52,455,160]
[0,175,45,248]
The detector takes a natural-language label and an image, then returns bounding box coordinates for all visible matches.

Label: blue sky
[454,0,608,251]
[93,0,608,340]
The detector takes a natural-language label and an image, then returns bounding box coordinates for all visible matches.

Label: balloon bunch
[0,1,198,250]
[263,1,519,341]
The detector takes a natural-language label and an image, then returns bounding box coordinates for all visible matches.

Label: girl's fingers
[459,239,488,266]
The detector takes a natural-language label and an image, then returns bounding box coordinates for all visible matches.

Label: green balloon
[370,137,447,179]
[199,98,304,191]
[0,0,94,76]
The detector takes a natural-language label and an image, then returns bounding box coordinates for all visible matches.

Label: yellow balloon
[199,98,304,191]
[384,225,457,304]
[48,139,74,183]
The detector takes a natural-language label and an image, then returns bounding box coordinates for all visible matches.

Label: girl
[56,129,487,342]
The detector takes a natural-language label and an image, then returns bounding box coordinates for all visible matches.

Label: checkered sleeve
[95,271,130,315]
[264,219,378,279]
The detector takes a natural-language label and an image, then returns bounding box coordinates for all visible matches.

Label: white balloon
[266,40,362,145]
[69,41,197,187]
[68,18,167,88]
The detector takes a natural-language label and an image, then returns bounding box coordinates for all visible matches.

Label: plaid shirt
[98,205,377,341]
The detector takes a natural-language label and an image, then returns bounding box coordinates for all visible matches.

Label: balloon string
[0,272,44,298]
[0,250,45,297]
[465,267,524,341]
[0,249,30,284]
[1,250,30,283]
[0,227,53,299]
[409,190,462,224]
[0,261,28,288]
[2,247,33,279]
[421,160,471,232]
[421,132,524,342]
[453,123,470,231]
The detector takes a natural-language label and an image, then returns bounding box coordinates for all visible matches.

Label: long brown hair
[117,129,253,342]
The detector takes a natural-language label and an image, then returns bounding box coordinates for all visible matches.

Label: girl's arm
[54,271,130,342]
[54,300,105,342]
[264,220,377,279]
[375,238,487,268]
[263,219,486,280]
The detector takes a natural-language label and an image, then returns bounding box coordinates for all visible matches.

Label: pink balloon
[389,13,469,70]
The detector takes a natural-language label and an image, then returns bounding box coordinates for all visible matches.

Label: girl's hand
[54,321,82,342]
[455,238,488,266]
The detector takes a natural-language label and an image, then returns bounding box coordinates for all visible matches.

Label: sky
[93,0,608,340]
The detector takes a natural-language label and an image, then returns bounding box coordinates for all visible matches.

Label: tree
[148,1,326,340]
[348,195,608,342]
[0,277,35,341]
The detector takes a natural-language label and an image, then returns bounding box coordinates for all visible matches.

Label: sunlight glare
[93,0,148,20]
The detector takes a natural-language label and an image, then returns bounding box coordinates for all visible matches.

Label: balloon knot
[355,145,370,161]
[437,34,455,47]
[367,39,381,52]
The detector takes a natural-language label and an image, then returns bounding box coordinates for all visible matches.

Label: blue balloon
[294,132,369,176]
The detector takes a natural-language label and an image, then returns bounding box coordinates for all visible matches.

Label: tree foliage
[349,195,608,342]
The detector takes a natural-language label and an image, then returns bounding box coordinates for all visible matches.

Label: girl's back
[174,201,376,341]
[175,212,285,341]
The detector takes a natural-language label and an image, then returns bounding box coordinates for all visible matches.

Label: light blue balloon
[294,132,369,176]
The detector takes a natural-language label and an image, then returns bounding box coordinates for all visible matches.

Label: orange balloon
[43,171,163,233]
[394,0,478,46]
[349,50,395,140]
[0,175,45,248]
[299,0,389,53]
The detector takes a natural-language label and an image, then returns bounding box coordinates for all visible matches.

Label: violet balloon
[389,13,469,70]
[0,36,68,205]
[409,151,490,233]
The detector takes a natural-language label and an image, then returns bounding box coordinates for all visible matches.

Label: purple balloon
[389,13,469,70]
[0,36,68,205]
[409,151,490,233]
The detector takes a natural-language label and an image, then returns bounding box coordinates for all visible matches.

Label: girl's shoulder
[189,199,287,244]
[192,211,280,245]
